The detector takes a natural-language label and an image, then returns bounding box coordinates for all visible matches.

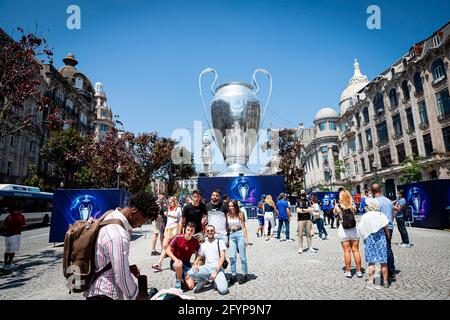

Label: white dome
[315,107,338,121]
[339,59,369,113]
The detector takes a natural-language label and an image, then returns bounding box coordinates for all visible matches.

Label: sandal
[151,264,162,272]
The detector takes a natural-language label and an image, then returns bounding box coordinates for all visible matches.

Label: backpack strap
[90,262,112,286]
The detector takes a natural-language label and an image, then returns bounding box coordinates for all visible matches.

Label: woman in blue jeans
[226,200,249,285]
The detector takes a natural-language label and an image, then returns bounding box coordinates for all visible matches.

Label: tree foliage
[399,155,428,185]
[277,129,304,195]
[0,27,53,138]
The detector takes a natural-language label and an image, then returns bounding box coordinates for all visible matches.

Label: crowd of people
[2,181,413,300]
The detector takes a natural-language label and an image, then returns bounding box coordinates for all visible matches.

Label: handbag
[217,240,228,269]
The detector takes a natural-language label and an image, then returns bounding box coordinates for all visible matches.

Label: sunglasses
[206,230,215,233]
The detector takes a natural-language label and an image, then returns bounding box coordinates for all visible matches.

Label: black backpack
[340,205,356,229]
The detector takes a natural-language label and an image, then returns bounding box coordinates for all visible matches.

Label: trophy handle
[252,68,272,136]
[199,68,218,142]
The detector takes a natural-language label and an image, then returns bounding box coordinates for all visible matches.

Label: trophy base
[218,164,257,177]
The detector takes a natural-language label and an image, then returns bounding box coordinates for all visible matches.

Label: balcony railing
[414,90,424,98]
[406,127,415,135]
[376,139,389,147]
[419,122,429,130]
[437,112,450,122]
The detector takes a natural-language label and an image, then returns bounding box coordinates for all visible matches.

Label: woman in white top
[334,190,362,278]
[227,200,249,285]
[152,196,182,271]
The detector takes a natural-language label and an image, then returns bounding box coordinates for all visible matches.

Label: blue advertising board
[197,175,285,206]
[310,192,339,212]
[399,179,450,229]
[49,189,130,243]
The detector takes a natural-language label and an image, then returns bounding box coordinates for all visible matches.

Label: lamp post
[116,163,122,189]
[372,160,378,181]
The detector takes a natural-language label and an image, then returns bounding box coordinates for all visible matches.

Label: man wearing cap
[256,194,266,237]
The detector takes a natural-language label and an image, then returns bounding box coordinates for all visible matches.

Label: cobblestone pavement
[1,219,449,300]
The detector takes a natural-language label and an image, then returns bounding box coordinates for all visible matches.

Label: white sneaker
[308,248,317,253]
[286,239,295,242]
[298,248,303,254]
[400,243,411,248]
[194,281,207,293]
[344,271,352,278]
[356,271,363,278]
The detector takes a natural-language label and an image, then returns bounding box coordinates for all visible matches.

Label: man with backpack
[393,189,412,248]
[78,192,159,300]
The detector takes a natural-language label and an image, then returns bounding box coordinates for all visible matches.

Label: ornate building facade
[302,22,450,198]
[93,82,115,141]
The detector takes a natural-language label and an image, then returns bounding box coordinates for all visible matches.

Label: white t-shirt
[166,206,182,229]
[207,202,227,236]
[199,238,226,267]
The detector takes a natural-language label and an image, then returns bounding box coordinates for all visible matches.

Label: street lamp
[372,160,378,180]
[116,163,122,189]
[60,181,64,188]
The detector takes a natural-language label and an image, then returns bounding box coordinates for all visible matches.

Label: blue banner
[49,189,129,243]
[198,175,285,206]
[399,179,450,229]
[310,192,339,212]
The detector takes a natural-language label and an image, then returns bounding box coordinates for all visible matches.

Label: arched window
[75,77,84,89]
[389,89,398,108]
[319,122,327,131]
[402,80,410,101]
[413,72,423,94]
[373,93,384,116]
[362,107,369,123]
[431,58,446,82]
[430,170,438,179]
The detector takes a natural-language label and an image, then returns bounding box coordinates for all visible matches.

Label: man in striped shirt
[84,192,159,300]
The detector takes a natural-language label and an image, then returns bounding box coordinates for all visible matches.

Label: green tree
[277,129,304,195]
[399,155,428,185]
[40,128,91,188]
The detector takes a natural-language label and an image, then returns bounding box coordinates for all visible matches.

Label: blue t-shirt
[359,197,367,213]
[276,200,289,221]
[376,196,394,230]
[264,202,275,213]
[395,198,406,218]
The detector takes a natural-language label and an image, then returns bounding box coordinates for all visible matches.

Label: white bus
[0,184,53,229]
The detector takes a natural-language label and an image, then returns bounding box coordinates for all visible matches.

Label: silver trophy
[199,68,272,176]
[238,183,249,201]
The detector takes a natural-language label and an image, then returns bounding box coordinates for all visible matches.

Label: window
[355,113,361,128]
[433,35,441,47]
[389,89,398,108]
[436,88,450,118]
[354,160,359,175]
[368,154,375,171]
[379,148,392,168]
[432,59,446,82]
[423,133,433,156]
[319,122,327,131]
[343,142,349,157]
[401,81,410,101]
[9,135,14,147]
[329,121,337,130]
[410,139,419,156]
[100,124,109,132]
[443,127,450,152]
[397,143,406,163]
[392,114,403,136]
[55,89,65,101]
[66,99,73,110]
[363,107,370,123]
[350,137,356,153]
[373,93,385,117]
[340,121,346,133]
[418,100,428,125]
[413,72,423,95]
[376,121,389,143]
[361,157,366,173]
[101,110,109,118]
[365,129,373,148]
[406,108,415,131]
[430,170,438,179]
[80,113,87,125]
[75,77,84,89]
[358,133,364,152]
[7,161,13,176]
[48,164,54,176]
[345,162,351,177]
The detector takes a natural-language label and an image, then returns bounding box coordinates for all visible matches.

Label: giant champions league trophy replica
[199,68,272,176]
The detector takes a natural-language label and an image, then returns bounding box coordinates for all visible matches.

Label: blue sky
[1,0,449,171]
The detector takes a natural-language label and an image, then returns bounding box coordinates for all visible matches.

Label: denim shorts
[170,260,192,278]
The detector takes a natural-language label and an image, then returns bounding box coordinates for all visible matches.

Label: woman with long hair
[263,195,277,241]
[227,200,249,285]
[334,190,362,278]
[152,196,182,271]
